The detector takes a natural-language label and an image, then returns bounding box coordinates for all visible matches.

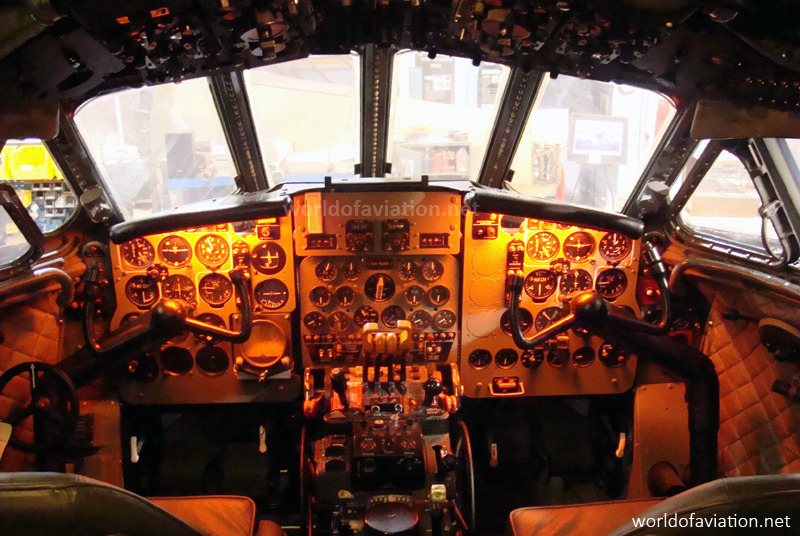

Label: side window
[0,139,78,233]
[679,149,778,253]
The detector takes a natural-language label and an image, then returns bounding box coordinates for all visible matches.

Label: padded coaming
[0,292,63,471]
[509,498,661,536]
[699,284,800,476]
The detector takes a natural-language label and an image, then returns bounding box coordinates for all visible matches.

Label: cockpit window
[244,54,360,183]
[75,78,237,220]
[0,139,77,233]
[387,51,510,181]
[508,76,675,212]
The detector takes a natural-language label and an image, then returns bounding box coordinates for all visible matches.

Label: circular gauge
[157,235,191,267]
[364,273,395,302]
[495,348,518,369]
[523,270,557,300]
[303,312,327,330]
[162,274,196,303]
[468,349,492,370]
[420,259,444,282]
[500,308,533,335]
[534,306,567,331]
[408,310,432,330]
[599,232,632,262]
[160,346,193,376]
[522,349,544,369]
[381,305,406,328]
[572,346,595,367]
[433,310,457,331]
[404,285,426,306]
[600,344,631,367]
[196,345,229,376]
[254,279,289,309]
[194,313,226,344]
[125,275,159,308]
[526,232,560,261]
[198,273,233,306]
[195,234,230,268]
[309,286,332,308]
[315,260,338,282]
[595,269,628,299]
[547,348,570,367]
[427,285,451,306]
[341,260,361,281]
[560,269,593,294]
[563,232,596,263]
[120,238,155,268]
[354,306,378,327]
[335,286,356,307]
[328,311,351,332]
[251,242,286,275]
[398,260,419,281]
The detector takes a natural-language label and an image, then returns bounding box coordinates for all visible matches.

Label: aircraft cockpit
[2,2,800,536]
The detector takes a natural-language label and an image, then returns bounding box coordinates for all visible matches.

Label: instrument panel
[110,216,296,404]
[461,211,641,397]
[109,187,648,401]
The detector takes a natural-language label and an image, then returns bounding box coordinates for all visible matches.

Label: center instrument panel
[108,187,644,403]
[293,191,462,366]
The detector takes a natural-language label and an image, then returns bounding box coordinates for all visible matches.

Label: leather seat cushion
[510,498,662,536]
[150,496,257,536]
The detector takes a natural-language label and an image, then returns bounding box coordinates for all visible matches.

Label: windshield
[508,76,675,212]
[387,51,510,181]
[75,78,237,220]
[244,54,360,184]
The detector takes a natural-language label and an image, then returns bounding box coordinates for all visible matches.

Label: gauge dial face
[194,313,226,344]
[599,232,632,262]
[408,310,432,330]
[315,260,339,282]
[160,347,193,376]
[309,286,332,308]
[563,232,596,263]
[600,344,630,367]
[468,349,492,369]
[303,311,326,330]
[120,238,155,268]
[526,232,560,261]
[364,273,395,302]
[595,269,627,299]
[420,259,444,282]
[195,234,230,268]
[495,348,518,368]
[524,270,558,300]
[433,309,457,331]
[427,285,451,306]
[196,345,229,376]
[251,242,286,275]
[534,306,567,331]
[162,274,196,302]
[398,260,419,281]
[341,260,361,281]
[404,285,426,306]
[354,306,378,327]
[572,346,595,367]
[500,308,533,335]
[199,273,233,306]
[335,286,356,307]
[157,235,191,267]
[125,275,159,307]
[254,279,289,309]
[381,305,406,328]
[560,269,593,294]
[328,311,351,332]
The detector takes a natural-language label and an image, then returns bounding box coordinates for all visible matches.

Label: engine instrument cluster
[461,211,641,397]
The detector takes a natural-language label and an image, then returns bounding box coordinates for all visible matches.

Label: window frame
[669,139,800,267]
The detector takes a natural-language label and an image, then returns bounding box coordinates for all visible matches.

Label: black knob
[422,378,443,407]
[331,368,349,409]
